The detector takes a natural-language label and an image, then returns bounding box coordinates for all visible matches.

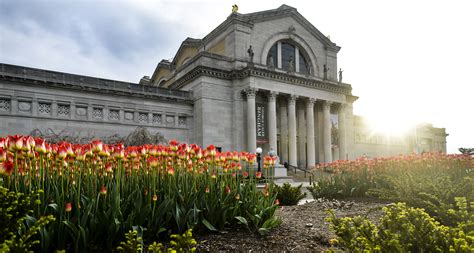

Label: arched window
[266,40,310,74]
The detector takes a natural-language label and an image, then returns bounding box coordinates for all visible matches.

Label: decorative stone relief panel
[178,116,186,126]
[57,104,70,117]
[0,99,11,112]
[109,109,119,120]
[92,108,103,119]
[38,103,52,116]
[166,116,174,125]
[76,107,87,117]
[124,111,134,121]
[152,114,162,124]
[18,101,32,112]
[138,113,148,123]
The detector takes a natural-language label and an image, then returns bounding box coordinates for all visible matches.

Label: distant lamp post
[256,147,262,172]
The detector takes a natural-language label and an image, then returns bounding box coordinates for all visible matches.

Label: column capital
[268,91,278,102]
[288,94,298,105]
[245,87,258,98]
[306,98,316,107]
[338,103,348,112]
[323,100,333,107]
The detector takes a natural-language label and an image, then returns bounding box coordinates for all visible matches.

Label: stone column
[279,101,288,163]
[246,88,258,153]
[268,91,278,154]
[297,101,306,167]
[306,98,316,167]
[338,104,347,160]
[317,106,324,162]
[323,101,333,162]
[288,95,298,166]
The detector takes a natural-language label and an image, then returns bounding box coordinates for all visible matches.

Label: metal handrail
[286,164,314,185]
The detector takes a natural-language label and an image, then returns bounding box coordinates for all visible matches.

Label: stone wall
[0,64,194,143]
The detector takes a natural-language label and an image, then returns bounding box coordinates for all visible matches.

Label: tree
[458,148,474,156]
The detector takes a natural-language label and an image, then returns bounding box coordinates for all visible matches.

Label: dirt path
[196,198,389,252]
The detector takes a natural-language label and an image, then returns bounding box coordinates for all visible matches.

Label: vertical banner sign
[256,103,268,143]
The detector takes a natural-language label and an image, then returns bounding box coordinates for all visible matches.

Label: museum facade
[0,5,447,167]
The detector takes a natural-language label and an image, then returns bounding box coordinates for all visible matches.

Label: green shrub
[327,202,474,252]
[367,168,473,225]
[0,186,55,253]
[169,228,197,253]
[274,183,307,206]
[117,228,197,253]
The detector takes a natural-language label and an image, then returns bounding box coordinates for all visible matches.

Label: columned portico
[338,104,347,160]
[306,98,316,167]
[288,95,298,166]
[246,88,258,153]
[323,101,333,162]
[268,91,278,153]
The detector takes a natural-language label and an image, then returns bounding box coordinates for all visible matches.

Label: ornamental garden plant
[0,135,280,252]
[313,152,474,252]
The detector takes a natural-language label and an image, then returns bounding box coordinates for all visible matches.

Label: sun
[366,114,415,136]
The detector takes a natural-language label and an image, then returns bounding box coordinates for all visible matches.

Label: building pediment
[203,4,340,52]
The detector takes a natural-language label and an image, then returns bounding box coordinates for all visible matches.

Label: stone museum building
[0,5,447,167]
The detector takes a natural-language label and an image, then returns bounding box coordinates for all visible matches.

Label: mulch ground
[196,198,390,252]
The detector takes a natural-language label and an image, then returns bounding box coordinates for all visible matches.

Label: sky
[0,0,473,153]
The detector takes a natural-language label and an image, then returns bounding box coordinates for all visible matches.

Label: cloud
[0,0,188,81]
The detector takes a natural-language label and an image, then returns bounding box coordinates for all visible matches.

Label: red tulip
[65,202,72,212]
[0,147,6,162]
[8,135,23,151]
[91,140,103,153]
[100,185,107,195]
[0,160,14,175]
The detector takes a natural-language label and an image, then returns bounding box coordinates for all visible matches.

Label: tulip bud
[65,202,72,212]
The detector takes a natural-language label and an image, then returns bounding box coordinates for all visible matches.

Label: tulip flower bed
[311,153,474,223]
[0,135,280,252]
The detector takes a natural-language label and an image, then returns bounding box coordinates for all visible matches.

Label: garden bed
[196,198,389,252]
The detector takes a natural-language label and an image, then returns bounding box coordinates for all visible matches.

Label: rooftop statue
[232,4,238,13]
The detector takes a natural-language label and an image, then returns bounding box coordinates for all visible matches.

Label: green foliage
[459,148,474,156]
[274,183,306,206]
[117,229,197,253]
[148,241,164,253]
[0,186,55,253]
[308,168,374,199]
[116,230,143,253]
[233,183,281,236]
[327,202,474,252]
[2,151,279,251]
[169,229,197,253]
[367,166,473,225]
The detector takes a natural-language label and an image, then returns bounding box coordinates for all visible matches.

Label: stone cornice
[171,64,352,95]
[202,13,254,44]
[0,63,193,104]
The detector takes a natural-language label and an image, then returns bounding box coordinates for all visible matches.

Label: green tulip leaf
[202,218,218,231]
